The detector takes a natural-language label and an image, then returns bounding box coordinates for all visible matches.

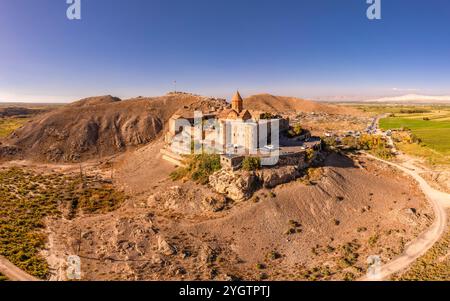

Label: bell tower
[231,91,243,113]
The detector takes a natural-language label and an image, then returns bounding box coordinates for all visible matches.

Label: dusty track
[360,154,450,281]
[0,255,40,281]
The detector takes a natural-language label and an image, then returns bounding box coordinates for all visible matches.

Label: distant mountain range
[364,94,450,104]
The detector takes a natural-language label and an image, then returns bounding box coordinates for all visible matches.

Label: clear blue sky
[1,0,450,102]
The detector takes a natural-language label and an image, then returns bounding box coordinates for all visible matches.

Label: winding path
[0,255,40,281]
[360,154,450,281]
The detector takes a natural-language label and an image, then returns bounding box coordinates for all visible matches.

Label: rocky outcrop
[255,166,300,189]
[0,144,21,157]
[209,165,302,201]
[157,236,177,256]
[0,142,22,160]
[147,186,227,215]
[209,170,259,202]
[429,171,450,194]
[202,196,227,212]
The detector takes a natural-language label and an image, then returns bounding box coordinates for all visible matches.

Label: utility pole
[173,80,177,92]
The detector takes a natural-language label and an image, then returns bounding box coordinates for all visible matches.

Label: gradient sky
[1,0,450,102]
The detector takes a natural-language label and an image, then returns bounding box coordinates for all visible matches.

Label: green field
[350,104,450,165]
[380,117,450,155]
[350,104,450,117]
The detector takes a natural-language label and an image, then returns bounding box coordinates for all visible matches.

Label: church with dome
[165,91,289,154]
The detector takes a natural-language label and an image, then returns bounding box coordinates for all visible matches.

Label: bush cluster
[170,154,221,184]
[241,157,261,171]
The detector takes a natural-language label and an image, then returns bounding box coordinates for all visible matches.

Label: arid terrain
[0,93,444,281]
[1,94,228,162]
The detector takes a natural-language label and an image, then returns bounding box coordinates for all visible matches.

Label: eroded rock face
[202,196,227,212]
[157,236,177,256]
[209,165,302,201]
[0,144,21,158]
[147,186,227,215]
[255,166,300,189]
[208,170,259,202]
[430,172,450,193]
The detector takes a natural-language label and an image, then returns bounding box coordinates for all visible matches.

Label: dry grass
[0,272,8,281]
[394,225,450,281]
[0,167,126,279]
[0,117,30,138]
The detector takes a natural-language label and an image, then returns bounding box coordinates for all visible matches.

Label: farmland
[380,117,450,155]
[350,104,450,166]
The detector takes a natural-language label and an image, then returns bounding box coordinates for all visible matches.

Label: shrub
[321,137,337,150]
[255,263,266,270]
[357,227,367,233]
[170,154,221,184]
[260,112,281,120]
[343,272,356,281]
[242,157,261,171]
[267,251,281,260]
[368,234,380,247]
[0,273,7,281]
[287,123,303,138]
[0,168,126,279]
[339,241,361,267]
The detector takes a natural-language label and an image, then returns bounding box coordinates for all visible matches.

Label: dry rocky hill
[43,149,432,281]
[3,93,227,162]
[244,94,362,115]
[1,92,360,162]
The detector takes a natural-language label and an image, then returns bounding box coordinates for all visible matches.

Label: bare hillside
[2,92,362,162]
[244,94,363,115]
[40,151,432,281]
[4,93,228,162]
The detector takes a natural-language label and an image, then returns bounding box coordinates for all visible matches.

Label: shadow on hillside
[320,151,356,169]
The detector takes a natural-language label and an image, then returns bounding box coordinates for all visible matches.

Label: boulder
[157,236,177,256]
[209,169,259,201]
[202,195,227,212]
[256,166,299,188]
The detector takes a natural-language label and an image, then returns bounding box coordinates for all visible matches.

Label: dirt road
[360,154,450,281]
[0,255,40,281]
